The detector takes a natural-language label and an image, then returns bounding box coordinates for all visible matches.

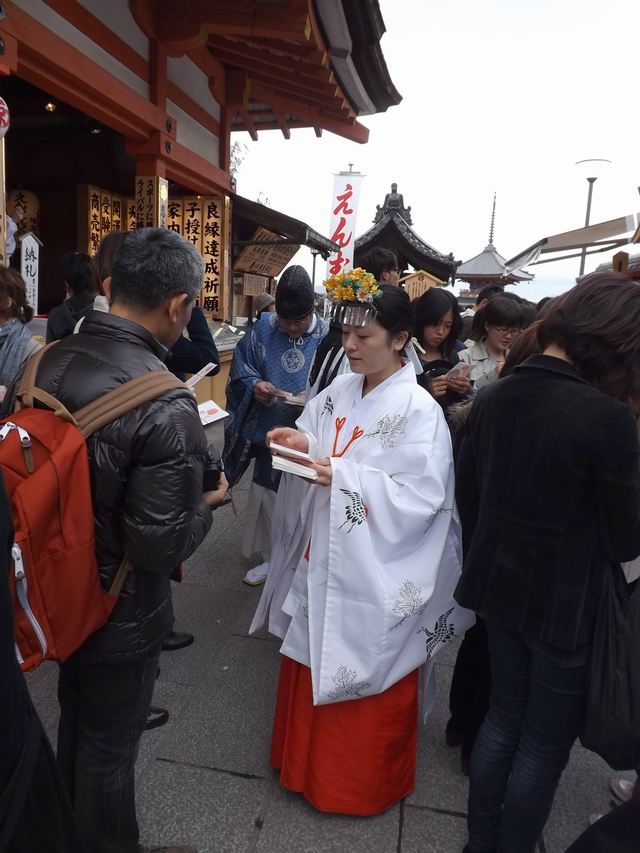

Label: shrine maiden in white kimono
[252,360,473,706]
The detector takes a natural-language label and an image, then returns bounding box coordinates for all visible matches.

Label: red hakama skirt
[270,655,419,815]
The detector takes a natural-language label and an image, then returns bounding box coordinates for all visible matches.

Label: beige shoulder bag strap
[72,371,188,438]
[15,341,60,411]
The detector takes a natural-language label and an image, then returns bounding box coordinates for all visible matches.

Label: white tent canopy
[503,213,640,275]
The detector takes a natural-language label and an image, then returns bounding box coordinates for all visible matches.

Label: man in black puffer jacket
[34,227,228,853]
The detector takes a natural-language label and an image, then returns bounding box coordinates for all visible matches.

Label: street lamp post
[311,250,320,287]
[575,158,612,277]
[579,176,597,277]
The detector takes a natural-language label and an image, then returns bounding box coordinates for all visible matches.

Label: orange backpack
[4,345,185,671]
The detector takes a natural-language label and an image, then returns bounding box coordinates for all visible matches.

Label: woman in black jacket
[456,272,640,853]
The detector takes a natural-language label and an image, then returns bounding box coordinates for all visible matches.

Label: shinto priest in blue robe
[224,310,329,558]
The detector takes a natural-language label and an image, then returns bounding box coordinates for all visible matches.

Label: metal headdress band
[329,301,378,327]
[323,267,382,327]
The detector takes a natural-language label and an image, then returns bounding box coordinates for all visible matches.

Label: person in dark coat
[45,252,99,342]
[0,475,84,853]
[164,305,220,650]
[456,272,640,853]
[34,228,228,853]
[166,305,220,382]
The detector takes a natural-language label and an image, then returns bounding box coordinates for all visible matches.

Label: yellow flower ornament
[323,268,383,326]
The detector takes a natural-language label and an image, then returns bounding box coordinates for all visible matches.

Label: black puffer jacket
[35,311,212,662]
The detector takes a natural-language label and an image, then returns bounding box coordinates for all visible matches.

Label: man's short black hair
[59,251,98,296]
[361,248,399,281]
[110,228,204,312]
[475,284,504,305]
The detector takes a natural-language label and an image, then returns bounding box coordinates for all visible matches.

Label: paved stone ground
[26,422,633,852]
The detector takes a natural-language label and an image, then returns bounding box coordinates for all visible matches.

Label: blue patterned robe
[223,313,329,488]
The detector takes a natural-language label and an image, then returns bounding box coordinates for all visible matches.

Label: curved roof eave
[356,213,458,269]
[457,244,534,281]
[314,0,401,115]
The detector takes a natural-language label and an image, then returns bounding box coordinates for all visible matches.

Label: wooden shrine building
[354,183,458,282]
[0,0,401,320]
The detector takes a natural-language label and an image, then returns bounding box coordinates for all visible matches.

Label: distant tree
[230,140,248,178]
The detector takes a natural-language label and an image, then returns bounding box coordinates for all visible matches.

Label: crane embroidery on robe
[425,505,453,532]
[417,607,456,658]
[328,665,372,699]
[322,396,334,416]
[390,580,428,630]
[339,489,368,533]
[366,414,410,450]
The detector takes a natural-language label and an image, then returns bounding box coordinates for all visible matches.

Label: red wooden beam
[273,108,291,140]
[129,0,158,41]
[214,50,339,105]
[218,36,327,65]
[250,81,368,143]
[7,5,166,141]
[188,45,226,104]
[208,38,328,83]
[46,0,149,80]
[157,0,311,42]
[149,40,167,109]
[225,68,251,107]
[239,106,258,142]
[248,70,350,117]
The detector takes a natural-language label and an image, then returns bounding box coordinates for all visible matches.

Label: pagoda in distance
[456,194,534,293]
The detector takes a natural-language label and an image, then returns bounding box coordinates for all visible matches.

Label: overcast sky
[234,0,640,300]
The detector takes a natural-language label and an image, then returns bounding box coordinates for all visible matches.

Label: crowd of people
[1,233,639,853]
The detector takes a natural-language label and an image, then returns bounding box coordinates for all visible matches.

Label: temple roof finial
[488,192,496,246]
[373,182,413,226]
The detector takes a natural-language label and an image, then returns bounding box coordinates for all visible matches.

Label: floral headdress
[323,267,383,326]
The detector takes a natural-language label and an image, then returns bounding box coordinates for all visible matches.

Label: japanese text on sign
[20,234,40,314]
[79,186,227,319]
[235,226,299,277]
[326,173,364,278]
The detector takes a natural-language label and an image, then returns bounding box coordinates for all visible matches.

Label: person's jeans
[466,620,590,853]
[57,648,161,853]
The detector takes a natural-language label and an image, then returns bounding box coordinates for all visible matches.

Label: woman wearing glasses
[459,297,524,389]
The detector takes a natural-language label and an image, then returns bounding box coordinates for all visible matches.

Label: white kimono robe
[251,361,474,706]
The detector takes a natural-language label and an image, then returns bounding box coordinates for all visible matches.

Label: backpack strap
[19,387,77,424]
[72,371,188,438]
[108,557,133,597]
[17,344,187,438]
[15,341,59,411]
